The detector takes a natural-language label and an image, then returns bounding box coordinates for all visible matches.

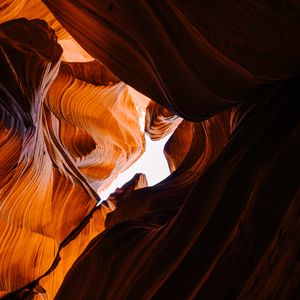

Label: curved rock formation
[145,101,182,141]
[55,78,300,300]
[0,18,106,299]
[1,1,300,299]
[45,63,145,192]
[43,0,300,120]
[0,17,146,299]
[0,0,93,62]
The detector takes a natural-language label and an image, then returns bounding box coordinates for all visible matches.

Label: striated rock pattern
[0,18,109,299]
[43,0,300,120]
[55,78,300,300]
[0,15,146,300]
[0,0,300,299]
[45,62,145,192]
[145,101,182,141]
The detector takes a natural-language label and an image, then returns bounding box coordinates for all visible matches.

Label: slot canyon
[0,1,299,299]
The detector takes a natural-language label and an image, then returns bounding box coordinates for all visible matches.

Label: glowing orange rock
[45,61,146,193]
[1,1,299,299]
[145,101,182,141]
[0,17,145,299]
[0,0,93,62]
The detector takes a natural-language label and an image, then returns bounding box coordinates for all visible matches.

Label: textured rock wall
[0,6,149,298]
[0,0,299,299]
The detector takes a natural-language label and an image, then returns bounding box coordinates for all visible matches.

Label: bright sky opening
[99,134,171,200]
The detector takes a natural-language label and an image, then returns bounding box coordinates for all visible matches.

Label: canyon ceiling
[0,1,299,299]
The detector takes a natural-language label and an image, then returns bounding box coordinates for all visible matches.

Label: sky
[99,134,171,200]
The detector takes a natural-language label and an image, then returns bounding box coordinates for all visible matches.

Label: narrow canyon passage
[0,1,299,299]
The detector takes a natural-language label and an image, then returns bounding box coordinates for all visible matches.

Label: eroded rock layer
[43,0,300,120]
[55,77,300,300]
[0,1,299,299]
[0,18,106,299]
[0,16,146,299]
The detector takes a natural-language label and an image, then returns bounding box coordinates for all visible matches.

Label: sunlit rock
[0,17,143,299]
[145,101,182,141]
[1,1,300,299]
[46,62,146,192]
